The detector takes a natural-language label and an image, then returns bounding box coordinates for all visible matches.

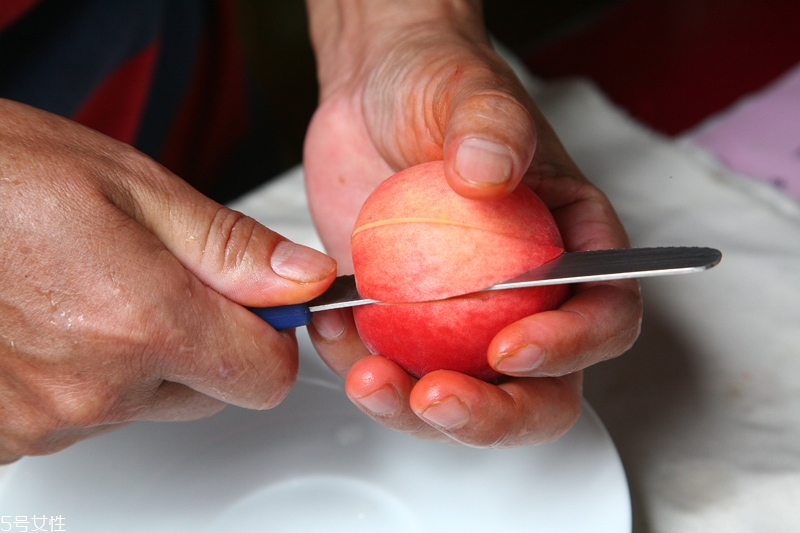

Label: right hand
[0,99,337,463]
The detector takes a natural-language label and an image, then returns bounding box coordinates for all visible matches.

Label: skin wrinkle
[237,327,297,410]
[45,382,115,430]
[556,206,620,252]
[395,413,440,440]
[105,148,172,226]
[393,51,443,165]
[547,288,639,375]
[133,268,208,373]
[405,407,450,440]
[496,377,580,448]
[534,173,624,252]
[489,390,529,448]
[217,209,258,275]
[1,368,105,454]
[460,91,532,126]
[416,48,467,158]
[225,216,257,276]
[363,25,478,168]
[99,177,145,232]
[313,2,485,98]
[432,64,459,138]
[203,207,229,268]
[590,286,641,361]
[549,308,598,376]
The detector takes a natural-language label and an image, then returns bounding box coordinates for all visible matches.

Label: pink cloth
[687,61,800,202]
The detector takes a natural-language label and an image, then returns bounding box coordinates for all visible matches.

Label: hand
[302,1,642,446]
[0,99,337,463]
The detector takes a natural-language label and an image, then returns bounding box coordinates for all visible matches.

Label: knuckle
[0,371,120,458]
[542,378,584,444]
[410,424,454,444]
[124,271,208,377]
[1,412,64,458]
[487,378,583,449]
[203,207,262,276]
[208,331,299,411]
[47,385,116,429]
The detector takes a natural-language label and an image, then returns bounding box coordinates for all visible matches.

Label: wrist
[305,0,485,96]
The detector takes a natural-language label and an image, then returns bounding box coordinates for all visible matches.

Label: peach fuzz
[350,161,568,381]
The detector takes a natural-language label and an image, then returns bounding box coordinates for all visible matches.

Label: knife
[251,246,721,330]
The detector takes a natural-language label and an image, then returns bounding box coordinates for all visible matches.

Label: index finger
[137,263,301,410]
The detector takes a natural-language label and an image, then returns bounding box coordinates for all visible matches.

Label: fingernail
[495,344,544,374]
[311,309,346,339]
[270,240,336,283]
[419,396,470,430]
[454,138,513,186]
[354,385,400,417]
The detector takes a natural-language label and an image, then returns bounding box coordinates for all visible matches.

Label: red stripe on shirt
[71,41,159,145]
[0,0,39,29]
[159,0,248,194]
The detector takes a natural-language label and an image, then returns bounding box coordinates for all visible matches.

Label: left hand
[302,0,642,447]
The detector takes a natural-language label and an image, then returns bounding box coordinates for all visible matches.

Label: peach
[350,161,568,381]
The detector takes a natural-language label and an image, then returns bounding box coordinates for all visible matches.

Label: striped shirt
[0,0,249,193]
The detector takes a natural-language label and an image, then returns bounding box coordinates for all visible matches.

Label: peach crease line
[350,217,488,237]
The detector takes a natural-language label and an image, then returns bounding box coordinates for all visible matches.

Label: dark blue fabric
[133,0,207,159]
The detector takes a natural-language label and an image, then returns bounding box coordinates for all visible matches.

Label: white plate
[0,330,630,532]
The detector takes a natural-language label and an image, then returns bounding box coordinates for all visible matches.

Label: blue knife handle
[250,304,312,330]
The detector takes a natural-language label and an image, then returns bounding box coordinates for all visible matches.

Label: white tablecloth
[232,55,800,531]
[524,73,800,531]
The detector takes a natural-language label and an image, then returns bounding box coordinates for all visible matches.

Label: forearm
[305,0,486,94]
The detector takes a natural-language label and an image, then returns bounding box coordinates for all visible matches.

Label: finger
[410,370,583,448]
[96,159,337,410]
[441,65,537,201]
[0,357,227,462]
[140,380,228,422]
[344,356,451,443]
[107,160,337,307]
[0,370,128,460]
[68,203,305,411]
[499,156,642,376]
[139,276,301,410]
[489,281,642,377]
[308,309,448,441]
[0,451,21,465]
[308,300,587,446]
[308,308,371,378]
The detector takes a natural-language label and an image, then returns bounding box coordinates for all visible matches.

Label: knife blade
[250,246,721,330]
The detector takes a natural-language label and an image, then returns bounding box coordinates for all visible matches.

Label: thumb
[441,63,537,201]
[113,164,336,307]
